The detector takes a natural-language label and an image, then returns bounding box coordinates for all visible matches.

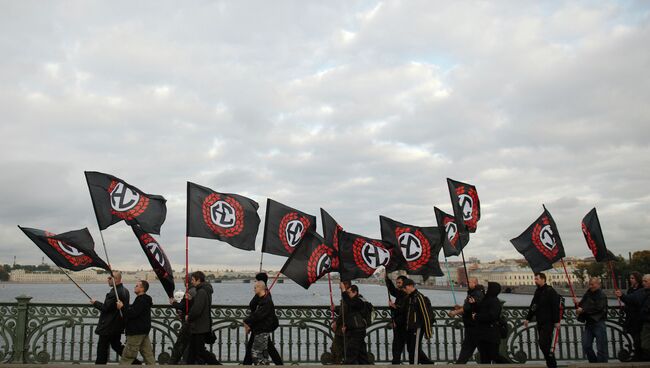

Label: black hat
[402,278,415,287]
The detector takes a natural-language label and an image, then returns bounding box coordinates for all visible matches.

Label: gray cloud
[1,1,649,271]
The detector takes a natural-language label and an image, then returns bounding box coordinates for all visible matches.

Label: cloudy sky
[1,1,649,272]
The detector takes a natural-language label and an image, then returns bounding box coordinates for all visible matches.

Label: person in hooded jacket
[385,274,408,364]
[472,282,503,363]
[116,280,155,365]
[575,277,608,363]
[90,271,141,365]
[244,280,280,365]
[187,271,221,365]
[243,273,283,365]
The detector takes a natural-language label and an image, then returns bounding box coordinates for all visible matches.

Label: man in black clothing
[524,273,561,368]
[117,280,155,364]
[90,271,140,365]
[617,272,643,361]
[472,282,503,363]
[575,277,608,363]
[341,283,371,365]
[186,271,220,365]
[244,280,280,365]
[385,274,408,364]
[448,277,485,364]
[617,273,650,361]
[403,279,434,364]
[329,280,352,364]
[243,273,283,365]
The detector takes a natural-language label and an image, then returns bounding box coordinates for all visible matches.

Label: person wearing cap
[243,272,283,365]
[403,279,434,364]
[385,274,409,364]
[116,280,155,364]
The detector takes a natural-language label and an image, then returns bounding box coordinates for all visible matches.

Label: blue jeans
[582,320,608,363]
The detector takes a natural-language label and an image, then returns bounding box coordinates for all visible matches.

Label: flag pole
[560,259,577,306]
[327,273,335,324]
[444,257,458,305]
[460,250,470,286]
[98,230,122,316]
[258,252,264,273]
[268,271,282,291]
[552,301,564,353]
[185,235,189,316]
[607,260,623,308]
[57,265,92,300]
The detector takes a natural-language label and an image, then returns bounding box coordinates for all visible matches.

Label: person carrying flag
[616,272,644,361]
[243,273,283,365]
[523,273,561,368]
[471,282,503,363]
[575,277,608,363]
[448,277,484,364]
[385,274,408,364]
[328,280,351,364]
[403,279,434,364]
[341,283,371,365]
[116,280,155,365]
[90,271,140,365]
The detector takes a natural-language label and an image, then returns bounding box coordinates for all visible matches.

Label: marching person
[448,277,485,364]
[617,273,650,361]
[403,279,434,364]
[243,279,280,365]
[341,283,371,365]
[524,273,561,368]
[90,271,140,365]
[169,287,196,364]
[575,277,608,363]
[472,282,502,363]
[385,274,408,364]
[329,280,352,364]
[116,280,155,365]
[619,272,643,360]
[243,273,283,365]
[186,271,221,365]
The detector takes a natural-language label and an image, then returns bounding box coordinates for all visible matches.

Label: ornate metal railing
[0,296,634,364]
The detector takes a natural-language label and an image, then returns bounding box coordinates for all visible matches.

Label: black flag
[132,226,175,298]
[447,178,480,233]
[320,208,342,271]
[85,171,167,234]
[19,226,110,272]
[338,231,392,281]
[280,230,335,289]
[581,208,615,262]
[186,182,260,251]
[379,216,443,277]
[262,199,316,257]
[434,207,470,257]
[510,206,565,273]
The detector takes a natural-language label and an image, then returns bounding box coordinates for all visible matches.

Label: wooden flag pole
[607,260,623,308]
[560,259,578,306]
[57,265,92,300]
[444,257,458,305]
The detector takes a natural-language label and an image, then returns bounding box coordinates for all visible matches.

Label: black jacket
[188,282,213,334]
[622,285,643,333]
[642,289,650,324]
[93,283,130,336]
[578,288,607,324]
[474,282,502,343]
[406,290,433,339]
[244,292,278,334]
[526,284,560,325]
[386,277,408,328]
[124,294,153,336]
[341,292,367,332]
[462,285,485,328]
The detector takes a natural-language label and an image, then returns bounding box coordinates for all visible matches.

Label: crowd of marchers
[87,270,650,366]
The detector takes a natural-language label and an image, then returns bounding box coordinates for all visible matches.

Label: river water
[0,281,536,306]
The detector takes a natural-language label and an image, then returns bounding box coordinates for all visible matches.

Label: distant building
[471,265,580,287]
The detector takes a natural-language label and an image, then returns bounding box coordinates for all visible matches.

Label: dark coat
[579,288,607,324]
[93,283,130,336]
[386,277,408,328]
[124,294,152,336]
[244,292,278,334]
[526,283,560,325]
[474,282,502,343]
[622,285,643,333]
[406,290,433,339]
[462,284,485,328]
[622,287,650,326]
[188,282,213,334]
[341,292,367,332]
